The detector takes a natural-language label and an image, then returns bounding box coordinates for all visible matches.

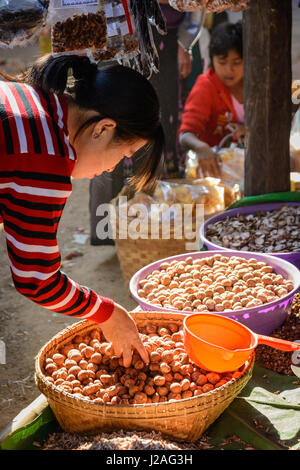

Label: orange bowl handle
[257,334,300,352]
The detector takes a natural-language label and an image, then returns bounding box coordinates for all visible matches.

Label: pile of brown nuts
[137,255,294,313]
[52,12,107,53]
[41,429,218,450]
[256,293,300,376]
[43,323,249,404]
[205,205,300,253]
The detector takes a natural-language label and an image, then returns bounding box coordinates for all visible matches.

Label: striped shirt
[0,81,114,323]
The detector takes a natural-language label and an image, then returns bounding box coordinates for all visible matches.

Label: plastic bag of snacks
[168,0,206,11]
[114,179,227,224]
[0,0,49,48]
[168,0,248,12]
[93,2,123,62]
[205,0,249,11]
[218,146,244,190]
[93,0,139,63]
[48,0,165,77]
[49,0,107,57]
[117,1,139,54]
[290,107,300,172]
[130,0,167,78]
[185,145,244,191]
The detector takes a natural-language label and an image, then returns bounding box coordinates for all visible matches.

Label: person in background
[179,21,245,177]
[152,0,192,177]
[89,1,196,245]
[0,54,165,366]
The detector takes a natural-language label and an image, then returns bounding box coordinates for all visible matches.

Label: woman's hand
[99,303,149,368]
[178,43,192,80]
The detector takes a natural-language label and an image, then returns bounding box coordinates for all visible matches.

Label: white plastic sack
[290,108,300,172]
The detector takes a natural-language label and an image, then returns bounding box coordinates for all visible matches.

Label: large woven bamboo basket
[35,311,254,442]
[113,208,223,286]
[114,219,202,286]
[111,179,237,286]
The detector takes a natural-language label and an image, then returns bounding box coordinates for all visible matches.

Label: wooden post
[243,0,292,196]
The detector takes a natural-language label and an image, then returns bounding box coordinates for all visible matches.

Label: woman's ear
[92,118,117,139]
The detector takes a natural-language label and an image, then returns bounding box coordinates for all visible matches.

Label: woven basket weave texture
[35,312,254,442]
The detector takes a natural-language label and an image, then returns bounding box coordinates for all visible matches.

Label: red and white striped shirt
[0,81,114,323]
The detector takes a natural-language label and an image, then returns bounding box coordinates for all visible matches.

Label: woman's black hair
[6,54,165,191]
[209,21,243,68]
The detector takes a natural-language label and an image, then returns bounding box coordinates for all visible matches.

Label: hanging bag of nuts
[48,0,107,58]
[168,0,249,12]
[0,0,49,48]
[92,0,139,64]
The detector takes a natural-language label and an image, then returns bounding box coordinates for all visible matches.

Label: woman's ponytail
[0,53,98,95]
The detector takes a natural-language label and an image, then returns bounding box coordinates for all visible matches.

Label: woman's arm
[0,164,147,366]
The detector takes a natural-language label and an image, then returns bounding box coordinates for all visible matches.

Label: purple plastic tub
[200,202,300,269]
[130,250,300,336]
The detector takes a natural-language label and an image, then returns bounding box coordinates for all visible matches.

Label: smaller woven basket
[114,220,201,286]
[35,311,254,442]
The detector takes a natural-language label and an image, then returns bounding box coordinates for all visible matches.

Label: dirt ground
[1,6,300,433]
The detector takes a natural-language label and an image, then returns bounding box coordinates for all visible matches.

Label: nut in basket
[35,312,254,441]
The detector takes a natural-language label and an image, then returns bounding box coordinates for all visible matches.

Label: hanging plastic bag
[0,0,49,48]
[93,1,139,64]
[49,0,107,57]
[169,0,205,12]
[116,1,139,56]
[130,0,166,78]
[93,1,126,62]
[205,0,249,12]
[218,145,244,189]
[290,107,300,172]
[168,0,248,12]
[177,10,206,56]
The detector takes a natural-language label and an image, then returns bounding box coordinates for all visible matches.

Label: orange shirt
[179,69,241,147]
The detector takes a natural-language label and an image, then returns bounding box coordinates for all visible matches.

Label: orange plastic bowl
[183,313,300,373]
[183,313,255,372]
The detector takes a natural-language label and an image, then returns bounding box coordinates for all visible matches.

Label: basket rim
[200,201,300,256]
[35,313,254,410]
[129,250,299,317]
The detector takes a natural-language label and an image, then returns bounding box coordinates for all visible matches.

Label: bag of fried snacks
[93,0,139,63]
[49,0,107,57]
[0,0,49,48]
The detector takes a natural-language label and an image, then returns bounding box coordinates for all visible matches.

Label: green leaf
[207,364,300,450]
[0,406,60,451]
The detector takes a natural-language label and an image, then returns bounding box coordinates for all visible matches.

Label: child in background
[179,21,245,177]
